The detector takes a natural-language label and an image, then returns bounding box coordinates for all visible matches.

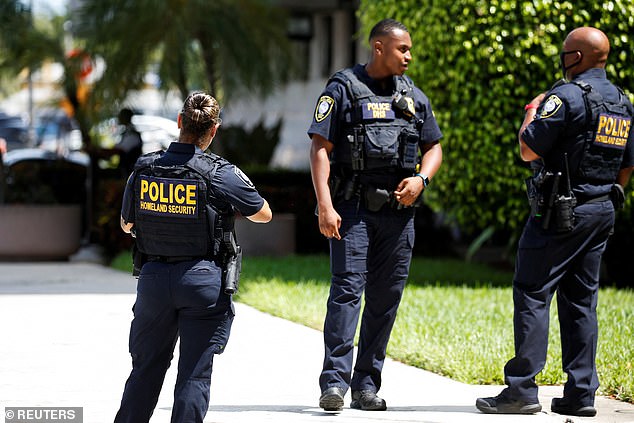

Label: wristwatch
[416,173,429,188]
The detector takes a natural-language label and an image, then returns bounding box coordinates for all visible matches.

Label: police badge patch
[540,95,563,119]
[315,95,334,123]
[234,167,255,188]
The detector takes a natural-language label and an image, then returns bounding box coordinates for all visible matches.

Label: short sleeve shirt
[522,68,634,197]
[307,64,443,146]
[121,142,264,223]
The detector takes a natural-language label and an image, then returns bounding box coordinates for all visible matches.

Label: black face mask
[560,50,582,80]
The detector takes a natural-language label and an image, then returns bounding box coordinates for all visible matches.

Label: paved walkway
[1,262,633,423]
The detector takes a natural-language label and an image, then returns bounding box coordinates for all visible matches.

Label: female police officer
[114,91,272,423]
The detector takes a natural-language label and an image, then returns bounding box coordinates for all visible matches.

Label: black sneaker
[476,394,542,414]
[319,387,344,411]
[551,397,597,417]
[350,390,387,411]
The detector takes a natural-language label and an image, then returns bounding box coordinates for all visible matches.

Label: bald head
[562,27,610,78]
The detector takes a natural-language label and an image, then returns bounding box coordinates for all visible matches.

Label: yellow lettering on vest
[611,119,620,136]
[186,184,196,205]
[597,115,608,134]
[618,119,629,138]
[140,179,149,200]
[148,182,159,201]
[159,183,168,203]
[174,184,185,204]
[605,117,615,135]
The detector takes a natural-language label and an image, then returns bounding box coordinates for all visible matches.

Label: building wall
[222,3,365,170]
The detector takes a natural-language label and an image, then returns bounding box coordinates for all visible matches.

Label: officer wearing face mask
[476,27,634,418]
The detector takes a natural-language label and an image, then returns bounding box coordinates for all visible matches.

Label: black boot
[319,387,344,411]
[350,390,387,411]
[476,394,542,414]
[551,397,596,417]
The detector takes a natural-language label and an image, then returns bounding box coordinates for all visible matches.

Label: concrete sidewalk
[0,262,633,423]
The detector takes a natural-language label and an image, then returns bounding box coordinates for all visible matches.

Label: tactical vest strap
[330,68,415,104]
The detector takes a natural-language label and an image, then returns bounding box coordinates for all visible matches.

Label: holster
[364,185,391,212]
[525,174,550,218]
[222,246,242,295]
[610,183,625,210]
[132,243,147,277]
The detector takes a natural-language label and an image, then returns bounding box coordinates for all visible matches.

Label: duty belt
[576,193,611,205]
[146,255,206,263]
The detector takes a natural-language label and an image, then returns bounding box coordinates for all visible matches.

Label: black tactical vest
[331,68,421,173]
[572,80,632,183]
[132,152,229,258]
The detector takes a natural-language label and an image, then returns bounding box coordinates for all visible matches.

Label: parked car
[34,109,82,152]
[0,112,31,152]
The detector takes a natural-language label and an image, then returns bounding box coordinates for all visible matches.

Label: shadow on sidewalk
[0,262,136,295]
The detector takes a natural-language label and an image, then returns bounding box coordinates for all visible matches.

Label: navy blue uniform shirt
[522,68,634,198]
[307,64,443,148]
[121,142,264,223]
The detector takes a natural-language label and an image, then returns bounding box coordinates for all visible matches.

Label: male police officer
[114,92,271,423]
[309,19,443,411]
[476,27,634,417]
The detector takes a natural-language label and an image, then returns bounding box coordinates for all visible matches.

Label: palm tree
[73,0,292,106]
[0,1,61,83]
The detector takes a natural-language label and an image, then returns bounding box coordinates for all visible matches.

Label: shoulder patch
[540,95,563,119]
[314,95,334,123]
[234,167,255,188]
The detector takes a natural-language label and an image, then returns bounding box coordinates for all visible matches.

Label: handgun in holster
[129,228,147,277]
[221,230,242,295]
[541,172,561,230]
[132,243,147,277]
[526,168,553,219]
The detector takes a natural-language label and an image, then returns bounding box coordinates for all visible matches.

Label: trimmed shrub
[359,0,634,237]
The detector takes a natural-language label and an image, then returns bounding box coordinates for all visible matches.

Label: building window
[287,14,312,81]
[320,15,333,78]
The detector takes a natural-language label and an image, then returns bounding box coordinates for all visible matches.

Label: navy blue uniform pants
[114,259,234,423]
[501,200,614,407]
[320,199,415,393]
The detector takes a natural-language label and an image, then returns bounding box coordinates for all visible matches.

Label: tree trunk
[197,33,224,155]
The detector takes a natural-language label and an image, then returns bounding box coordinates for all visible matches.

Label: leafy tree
[73,0,292,108]
[359,0,634,248]
[1,0,293,252]
[0,1,63,96]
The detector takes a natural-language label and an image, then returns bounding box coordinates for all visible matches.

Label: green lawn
[111,253,634,402]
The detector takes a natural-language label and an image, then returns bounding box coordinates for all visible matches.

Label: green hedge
[358,0,634,239]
